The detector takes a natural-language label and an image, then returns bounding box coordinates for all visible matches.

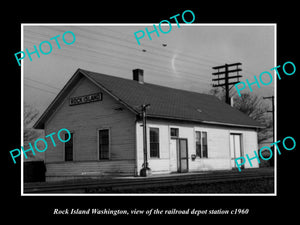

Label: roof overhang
[33,69,83,129]
[143,114,263,129]
[33,68,263,130]
[33,69,141,129]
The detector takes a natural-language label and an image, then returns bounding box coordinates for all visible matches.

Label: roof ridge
[34,68,263,129]
[79,68,261,126]
[78,68,216,98]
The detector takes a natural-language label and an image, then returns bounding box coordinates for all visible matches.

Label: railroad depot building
[34,68,262,181]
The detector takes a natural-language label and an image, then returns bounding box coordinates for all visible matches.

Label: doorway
[177,138,189,173]
[230,134,243,170]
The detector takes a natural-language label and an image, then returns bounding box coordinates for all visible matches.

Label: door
[178,138,189,173]
[170,139,178,172]
[230,134,243,169]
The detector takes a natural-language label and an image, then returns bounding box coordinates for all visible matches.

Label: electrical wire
[24,39,212,84]
[24,28,219,70]
[24,83,58,95]
[24,28,274,89]
[24,77,61,91]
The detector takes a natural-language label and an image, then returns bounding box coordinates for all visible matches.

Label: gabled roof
[34,68,262,129]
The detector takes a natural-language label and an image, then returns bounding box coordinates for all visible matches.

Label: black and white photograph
[4,4,298,221]
[22,24,275,194]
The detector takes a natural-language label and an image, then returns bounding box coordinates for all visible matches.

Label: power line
[86,29,219,68]
[24,83,58,95]
[212,63,243,105]
[23,36,215,85]
[24,28,219,70]
[23,39,130,70]
[68,42,212,82]
[92,26,225,66]
[24,38,213,84]
[24,31,215,86]
[73,30,215,70]
[24,77,61,91]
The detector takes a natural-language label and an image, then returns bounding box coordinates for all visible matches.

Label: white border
[21,24,24,194]
[21,23,277,196]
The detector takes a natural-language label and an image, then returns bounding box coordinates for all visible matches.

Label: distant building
[34,69,262,181]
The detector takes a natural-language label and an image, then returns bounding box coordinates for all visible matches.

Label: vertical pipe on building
[140,104,151,177]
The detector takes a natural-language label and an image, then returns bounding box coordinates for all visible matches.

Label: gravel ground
[113,177,274,193]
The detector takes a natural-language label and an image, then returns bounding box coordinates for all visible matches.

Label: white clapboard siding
[46,160,135,176]
[43,76,136,179]
[136,120,259,174]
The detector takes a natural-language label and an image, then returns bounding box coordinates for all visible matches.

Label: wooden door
[230,134,243,169]
[178,138,189,173]
[170,139,178,172]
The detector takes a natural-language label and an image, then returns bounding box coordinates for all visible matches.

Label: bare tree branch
[207,88,273,144]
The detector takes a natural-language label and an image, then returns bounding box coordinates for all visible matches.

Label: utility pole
[140,104,151,177]
[212,63,243,105]
[263,96,275,143]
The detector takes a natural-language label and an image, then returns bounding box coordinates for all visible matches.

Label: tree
[208,85,226,102]
[233,93,272,143]
[24,103,43,160]
[207,87,273,143]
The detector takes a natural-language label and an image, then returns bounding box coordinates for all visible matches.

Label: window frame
[195,130,208,158]
[63,131,74,162]
[149,127,160,158]
[97,128,111,160]
[202,131,208,158]
[170,127,179,139]
[195,131,202,158]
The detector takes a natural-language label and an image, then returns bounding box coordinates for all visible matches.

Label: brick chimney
[133,69,144,84]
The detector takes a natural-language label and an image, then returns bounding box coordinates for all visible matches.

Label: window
[64,133,73,161]
[150,128,160,158]
[202,132,208,158]
[195,131,201,157]
[170,128,179,138]
[99,129,109,160]
[195,131,208,158]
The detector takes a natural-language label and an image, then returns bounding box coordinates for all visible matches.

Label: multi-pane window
[64,133,73,161]
[202,132,208,158]
[195,131,201,157]
[170,128,179,138]
[150,128,160,158]
[99,129,109,160]
[195,131,208,158]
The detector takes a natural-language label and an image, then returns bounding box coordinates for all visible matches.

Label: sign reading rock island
[69,92,103,106]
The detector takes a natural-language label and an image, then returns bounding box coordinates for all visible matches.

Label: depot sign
[69,92,103,106]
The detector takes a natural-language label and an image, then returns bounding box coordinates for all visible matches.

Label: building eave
[80,70,140,115]
[33,68,83,129]
[33,69,140,130]
[144,114,263,129]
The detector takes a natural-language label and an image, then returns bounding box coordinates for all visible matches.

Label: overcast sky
[23,24,275,118]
